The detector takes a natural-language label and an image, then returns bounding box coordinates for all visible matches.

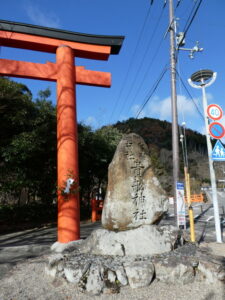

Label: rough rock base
[77,225,179,256]
[45,243,225,295]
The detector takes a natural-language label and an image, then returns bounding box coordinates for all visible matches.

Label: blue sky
[1,0,225,139]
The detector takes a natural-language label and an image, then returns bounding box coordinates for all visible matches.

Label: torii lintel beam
[0,20,124,60]
[0,58,111,87]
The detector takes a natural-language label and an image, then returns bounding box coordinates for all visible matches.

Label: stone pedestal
[79,225,178,256]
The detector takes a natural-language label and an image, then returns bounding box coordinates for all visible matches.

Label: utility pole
[169,0,179,222]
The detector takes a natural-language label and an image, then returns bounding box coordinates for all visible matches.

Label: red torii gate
[0,20,124,243]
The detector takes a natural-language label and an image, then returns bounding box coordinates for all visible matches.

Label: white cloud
[149,94,199,120]
[131,94,199,122]
[24,2,61,28]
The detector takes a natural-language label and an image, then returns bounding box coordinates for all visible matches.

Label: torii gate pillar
[57,45,80,242]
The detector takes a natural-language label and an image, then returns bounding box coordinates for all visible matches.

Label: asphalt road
[164,190,225,243]
[0,221,102,267]
[190,190,225,242]
[0,191,224,268]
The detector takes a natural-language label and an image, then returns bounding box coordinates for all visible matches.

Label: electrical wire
[135,65,168,119]
[112,0,204,134]
[109,5,152,122]
[182,0,198,30]
[117,6,166,117]
[183,0,203,36]
[177,0,204,51]
[176,0,182,9]
[176,59,186,124]
[176,70,204,121]
[113,65,168,135]
[127,36,167,115]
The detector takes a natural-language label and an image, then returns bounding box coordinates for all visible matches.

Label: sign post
[188,70,223,243]
[176,182,186,229]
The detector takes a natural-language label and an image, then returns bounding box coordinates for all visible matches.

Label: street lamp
[188,69,222,243]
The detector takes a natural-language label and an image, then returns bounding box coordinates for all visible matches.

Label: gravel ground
[0,254,224,300]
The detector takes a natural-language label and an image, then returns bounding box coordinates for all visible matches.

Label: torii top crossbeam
[0,19,124,57]
[0,19,124,243]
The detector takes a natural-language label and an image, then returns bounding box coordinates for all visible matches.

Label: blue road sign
[209,122,225,139]
[176,182,184,190]
[212,140,225,161]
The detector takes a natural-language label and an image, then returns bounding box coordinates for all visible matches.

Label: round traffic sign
[209,122,225,139]
[207,104,223,120]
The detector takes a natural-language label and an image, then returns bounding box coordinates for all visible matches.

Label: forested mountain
[113,118,225,194]
[114,117,207,155]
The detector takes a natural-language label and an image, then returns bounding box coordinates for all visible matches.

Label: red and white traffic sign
[209,122,225,139]
[207,104,223,120]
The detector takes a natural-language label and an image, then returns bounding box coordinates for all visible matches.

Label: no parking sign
[209,122,225,139]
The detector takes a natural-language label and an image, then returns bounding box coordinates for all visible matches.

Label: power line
[115,64,168,134]
[109,5,152,122]
[117,5,166,117]
[183,0,203,35]
[176,59,186,124]
[127,37,166,115]
[176,70,204,121]
[135,65,168,119]
[182,0,198,29]
[176,0,182,9]
[178,0,204,50]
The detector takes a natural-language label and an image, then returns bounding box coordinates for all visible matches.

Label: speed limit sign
[207,104,223,120]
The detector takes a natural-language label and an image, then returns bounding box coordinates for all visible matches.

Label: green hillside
[113,117,224,195]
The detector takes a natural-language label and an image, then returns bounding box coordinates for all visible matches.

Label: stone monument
[77,133,178,256]
[46,133,225,295]
[102,133,168,230]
